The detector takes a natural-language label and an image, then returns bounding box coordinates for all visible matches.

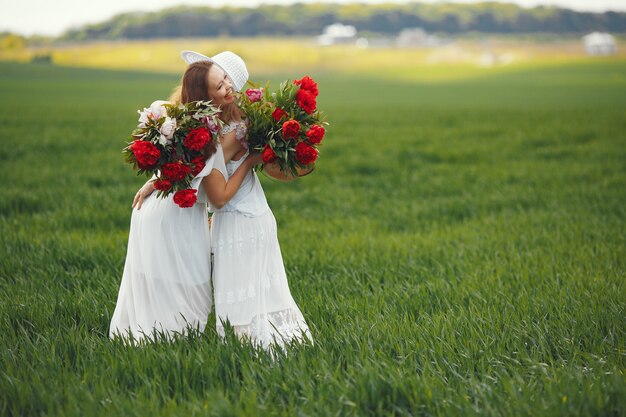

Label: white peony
[137,108,150,127]
[158,116,177,145]
[149,100,168,118]
[137,100,169,128]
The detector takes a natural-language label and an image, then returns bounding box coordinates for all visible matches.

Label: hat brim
[180,50,231,79]
[180,49,248,92]
[180,50,212,64]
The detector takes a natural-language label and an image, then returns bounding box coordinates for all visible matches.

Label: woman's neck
[220,103,242,124]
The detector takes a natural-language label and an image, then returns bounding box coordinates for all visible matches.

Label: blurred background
[1,0,625,79]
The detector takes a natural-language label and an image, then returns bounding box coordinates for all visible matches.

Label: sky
[3,0,626,36]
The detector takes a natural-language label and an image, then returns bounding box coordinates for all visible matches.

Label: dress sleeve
[191,144,228,204]
[211,144,228,180]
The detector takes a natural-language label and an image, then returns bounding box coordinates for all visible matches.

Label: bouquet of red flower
[239,76,327,177]
[123,100,222,208]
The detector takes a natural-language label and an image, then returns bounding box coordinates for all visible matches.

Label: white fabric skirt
[211,209,312,348]
[109,194,212,343]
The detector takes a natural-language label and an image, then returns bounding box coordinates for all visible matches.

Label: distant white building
[583,32,617,56]
[397,28,445,47]
[317,23,357,46]
[397,28,428,46]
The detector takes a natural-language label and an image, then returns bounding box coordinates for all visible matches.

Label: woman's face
[207,66,235,107]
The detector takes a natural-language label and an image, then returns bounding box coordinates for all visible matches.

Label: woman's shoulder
[220,119,245,133]
[220,122,237,136]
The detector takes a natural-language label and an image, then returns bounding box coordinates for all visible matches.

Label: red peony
[154,179,172,191]
[162,161,191,181]
[130,140,160,169]
[294,76,319,97]
[262,145,277,163]
[191,156,206,177]
[296,89,316,114]
[306,125,325,144]
[272,108,287,122]
[184,127,212,151]
[173,189,197,208]
[294,142,318,165]
[282,119,301,140]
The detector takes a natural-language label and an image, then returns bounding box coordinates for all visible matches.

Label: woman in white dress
[210,119,312,349]
[109,58,262,343]
[181,50,312,349]
[134,51,313,349]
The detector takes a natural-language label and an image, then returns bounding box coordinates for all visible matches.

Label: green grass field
[0,57,625,416]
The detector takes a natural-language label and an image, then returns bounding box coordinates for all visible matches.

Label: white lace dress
[210,121,312,349]
[109,145,228,343]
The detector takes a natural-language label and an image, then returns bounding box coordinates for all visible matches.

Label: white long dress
[109,145,228,343]
[210,121,312,349]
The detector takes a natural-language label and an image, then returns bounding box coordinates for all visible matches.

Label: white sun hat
[180,50,249,92]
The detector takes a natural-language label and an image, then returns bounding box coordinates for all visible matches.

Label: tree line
[52,2,626,41]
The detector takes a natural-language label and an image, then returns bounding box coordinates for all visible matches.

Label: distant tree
[56,3,626,42]
[439,14,462,33]
[515,12,542,33]
[605,11,626,32]
[298,13,336,35]
[473,12,504,33]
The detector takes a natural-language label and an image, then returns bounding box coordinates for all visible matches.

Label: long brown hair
[181,61,212,103]
[176,62,219,158]
[170,61,242,124]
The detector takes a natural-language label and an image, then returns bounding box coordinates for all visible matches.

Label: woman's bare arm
[202,153,263,209]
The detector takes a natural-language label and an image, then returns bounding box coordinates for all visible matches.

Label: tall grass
[0,59,624,416]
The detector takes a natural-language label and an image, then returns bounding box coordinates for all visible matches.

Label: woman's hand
[245,152,264,167]
[295,165,315,177]
[263,162,314,182]
[132,180,155,210]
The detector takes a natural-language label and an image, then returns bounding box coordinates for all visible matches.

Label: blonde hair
[169,85,182,104]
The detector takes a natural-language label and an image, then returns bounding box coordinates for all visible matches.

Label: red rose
[184,127,212,151]
[262,145,277,163]
[294,76,319,97]
[191,156,206,177]
[294,142,318,165]
[153,179,172,191]
[130,140,160,169]
[173,189,197,208]
[306,125,325,144]
[296,89,316,114]
[282,119,300,140]
[272,108,287,122]
[162,162,191,181]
